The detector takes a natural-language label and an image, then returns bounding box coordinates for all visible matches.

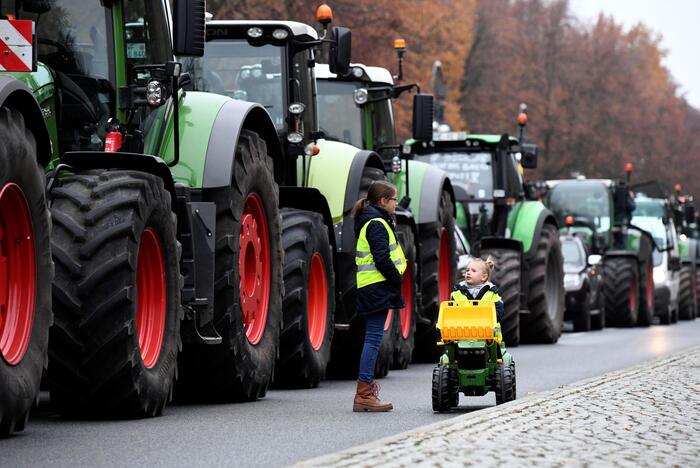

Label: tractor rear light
[287,132,303,144]
[247,27,263,39]
[272,28,288,40]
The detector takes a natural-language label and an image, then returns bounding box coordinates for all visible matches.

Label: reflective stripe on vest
[450,289,502,304]
[356,217,407,289]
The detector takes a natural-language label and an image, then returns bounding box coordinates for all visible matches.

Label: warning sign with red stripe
[0,19,35,72]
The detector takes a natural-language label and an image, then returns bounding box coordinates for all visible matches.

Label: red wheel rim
[239,193,270,345]
[384,310,393,331]
[399,263,413,339]
[629,276,637,313]
[646,262,653,307]
[307,252,328,351]
[438,227,451,302]
[136,227,166,369]
[0,183,36,366]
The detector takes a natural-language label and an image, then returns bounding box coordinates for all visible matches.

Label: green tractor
[669,186,700,319]
[544,168,656,327]
[185,11,418,381]
[408,111,565,345]
[314,44,457,362]
[0,0,325,434]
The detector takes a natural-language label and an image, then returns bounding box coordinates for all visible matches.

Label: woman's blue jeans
[358,309,388,383]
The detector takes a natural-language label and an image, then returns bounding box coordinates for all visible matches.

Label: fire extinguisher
[104,118,122,152]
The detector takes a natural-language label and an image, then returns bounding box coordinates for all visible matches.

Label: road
[3,320,700,467]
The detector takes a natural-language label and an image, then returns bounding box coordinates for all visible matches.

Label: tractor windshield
[632,198,673,253]
[415,151,493,201]
[547,182,611,236]
[184,39,285,129]
[316,80,363,147]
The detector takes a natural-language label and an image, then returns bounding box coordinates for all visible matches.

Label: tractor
[314,39,457,362]
[544,167,656,328]
[669,185,700,319]
[0,0,327,435]
[408,109,565,346]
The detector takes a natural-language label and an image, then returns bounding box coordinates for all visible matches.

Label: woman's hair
[468,256,495,279]
[351,180,397,218]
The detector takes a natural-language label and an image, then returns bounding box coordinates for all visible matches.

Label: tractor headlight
[146,81,165,107]
[354,88,368,105]
[288,102,306,115]
[247,27,263,39]
[653,268,666,284]
[287,132,303,144]
[272,28,289,40]
[351,66,364,78]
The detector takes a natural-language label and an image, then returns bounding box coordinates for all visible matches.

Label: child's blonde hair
[467,256,495,279]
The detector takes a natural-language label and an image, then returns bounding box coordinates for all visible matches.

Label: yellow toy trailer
[432,300,516,412]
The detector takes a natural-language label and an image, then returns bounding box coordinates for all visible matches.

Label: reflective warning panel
[0,19,35,72]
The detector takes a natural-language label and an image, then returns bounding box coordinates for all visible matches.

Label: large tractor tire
[48,171,180,417]
[521,224,565,343]
[374,310,397,379]
[478,248,521,346]
[177,130,283,401]
[414,190,456,361]
[637,255,655,326]
[392,222,417,370]
[0,108,52,436]
[603,257,639,327]
[275,209,334,388]
[678,264,697,320]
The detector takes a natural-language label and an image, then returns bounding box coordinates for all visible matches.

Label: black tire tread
[603,257,639,327]
[479,248,521,345]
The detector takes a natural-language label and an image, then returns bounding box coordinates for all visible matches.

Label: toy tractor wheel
[49,171,181,417]
[393,222,417,370]
[374,310,398,379]
[494,362,516,405]
[275,209,335,388]
[603,257,639,327]
[0,108,52,436]
[432,365,458,412]
[415,190,456,361]
[178,129,283,401]
[510,359,517,400]
[679,264,697,320]
[637,254,655,326]
[521,224,565,343]
[479,247,521,346]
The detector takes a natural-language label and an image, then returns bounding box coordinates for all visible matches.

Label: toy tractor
[431,300,516,412]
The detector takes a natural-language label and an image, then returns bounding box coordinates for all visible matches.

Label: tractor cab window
[367,95,396,150]
[548,182,612,236]
[316,80,362,147]
[9,0,113,152]
[122,0,171,69]
[183,40,285,129]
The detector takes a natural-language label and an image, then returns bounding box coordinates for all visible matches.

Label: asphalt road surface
[3,320,700,467]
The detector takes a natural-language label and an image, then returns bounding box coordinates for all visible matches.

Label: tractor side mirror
[412,93,434,142]
[173,0,205,57]
[520,143,538,169]
[587,254,602,266]
[329,27,351,76]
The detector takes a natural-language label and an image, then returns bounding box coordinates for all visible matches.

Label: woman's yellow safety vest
[356,218,407,289]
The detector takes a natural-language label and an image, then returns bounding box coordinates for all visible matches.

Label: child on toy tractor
[432,256,516,412]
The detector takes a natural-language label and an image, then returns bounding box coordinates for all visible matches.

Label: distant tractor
[315,45,457,362]
[545,168,655,327]
[669,185,700,320]
[409,110,565,346]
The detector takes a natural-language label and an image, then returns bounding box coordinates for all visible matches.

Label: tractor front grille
[456,349,487,370]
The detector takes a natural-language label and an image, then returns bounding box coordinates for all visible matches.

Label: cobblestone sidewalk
[295,347,700,467]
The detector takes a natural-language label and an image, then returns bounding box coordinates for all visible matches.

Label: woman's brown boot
[353,381,393,412]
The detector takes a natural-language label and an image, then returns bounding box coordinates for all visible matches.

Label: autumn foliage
[210,0,700,198]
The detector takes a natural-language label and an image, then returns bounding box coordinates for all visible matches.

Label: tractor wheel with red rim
[177,130,282,401]
[392,222,417,370]
[602,256,639,327]
[414,190,456,361]
[275,209,334,388]
[374,308,398,379]
[637,253,655,326]
[0,107,52,437]
[48,170,180,417]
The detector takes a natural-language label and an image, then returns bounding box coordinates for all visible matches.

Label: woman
[352,180,406,412]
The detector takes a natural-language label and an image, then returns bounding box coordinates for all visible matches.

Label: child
[451,256,504,322]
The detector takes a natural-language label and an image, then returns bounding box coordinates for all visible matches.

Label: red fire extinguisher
[105,118,122,152]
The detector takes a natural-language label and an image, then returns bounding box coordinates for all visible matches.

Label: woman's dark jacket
[354,204,405,315]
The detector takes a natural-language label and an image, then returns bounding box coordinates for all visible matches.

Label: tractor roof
[411,133,519,149]
[206,20,318,42]
[315,63,394,85]
[545,179,614,189]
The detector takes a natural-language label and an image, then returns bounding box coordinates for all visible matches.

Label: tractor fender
[59,151,177,203]
[417,164,456,224]
[279,186,336,255]
[0,76,51,166]
[395,207,418,243]
[337,149,385,254]
[202,98,282,189]
[477,236,523,256]
[509,201,558,259]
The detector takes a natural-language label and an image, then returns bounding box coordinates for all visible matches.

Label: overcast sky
[569,0,700,109]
